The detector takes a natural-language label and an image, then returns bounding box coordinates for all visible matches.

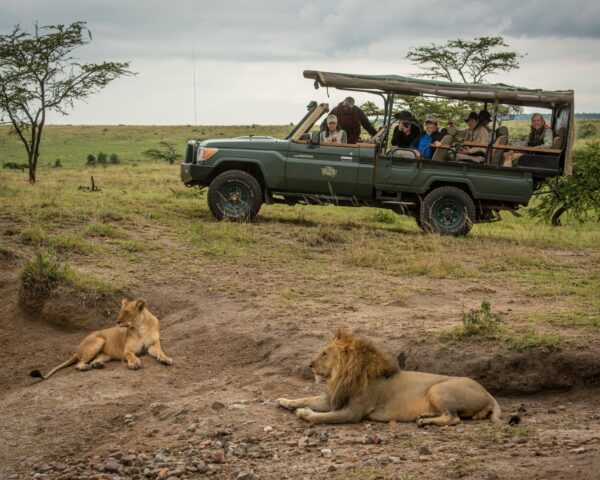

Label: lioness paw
[127,361,141,370]
[296,407,314,421]
[276,398,293,410]
[160,356,173,366]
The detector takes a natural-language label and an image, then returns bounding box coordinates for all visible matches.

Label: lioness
[277,330,500,427]
[30,299,173,379]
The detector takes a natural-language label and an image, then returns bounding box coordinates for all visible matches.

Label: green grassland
[1,122,599,351]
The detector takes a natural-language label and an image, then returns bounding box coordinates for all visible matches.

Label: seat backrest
[431,135,454,161]
[490,135,508,165]
[390,148,417,159]
[552,126,566,149]
[496,126,509,138]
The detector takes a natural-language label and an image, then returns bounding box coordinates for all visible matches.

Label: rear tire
[207,170,263,221]
[419,186,475,236]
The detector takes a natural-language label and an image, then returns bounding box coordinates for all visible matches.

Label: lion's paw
[160,356,173,366]
[127,361,141,370]
[295,407,314,421]
[276,398,291,410]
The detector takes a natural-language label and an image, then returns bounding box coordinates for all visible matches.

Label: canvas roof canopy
[304,70,574,109]
[304,70,575,175]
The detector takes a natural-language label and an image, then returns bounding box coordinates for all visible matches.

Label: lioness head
[117,298,147,327]
[316,329,400,410]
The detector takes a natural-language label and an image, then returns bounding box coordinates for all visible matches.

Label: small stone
[155,453,168,463]
[377,455,391,465]
[419,446,432,455]
[124,414,133,420]
[319,433,329,443]
[187,423,199,432]
[303,428,316,437]
[211,450,225,463]
[327,464,338,472]
[298,436,310,448]
[102,462,122,474]
[569,447,586,454]
[558,405,566,411]
[211,401,225,410]
[456,427,465,433]
[263,425,273,433]
[418,455,429,462]
[321,448,332,458]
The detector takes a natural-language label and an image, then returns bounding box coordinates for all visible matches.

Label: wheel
[419,186,476,236]
[207,170,263,221]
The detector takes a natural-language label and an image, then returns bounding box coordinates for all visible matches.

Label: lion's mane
[326,330,399,409]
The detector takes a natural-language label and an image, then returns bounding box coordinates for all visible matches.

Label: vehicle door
[375,152,421,190]
[285,141,359,196]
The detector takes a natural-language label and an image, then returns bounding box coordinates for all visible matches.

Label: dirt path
[1,252,599,479]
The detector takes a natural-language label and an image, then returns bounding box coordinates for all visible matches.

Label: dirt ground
[1,249,599,480]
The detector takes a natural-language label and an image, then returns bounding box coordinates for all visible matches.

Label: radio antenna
[192,45,198,126]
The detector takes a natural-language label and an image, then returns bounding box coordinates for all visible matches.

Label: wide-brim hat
[478,110,492,122]
[424,115,438,124]
[464,111,479,122]
[394,110,416,122]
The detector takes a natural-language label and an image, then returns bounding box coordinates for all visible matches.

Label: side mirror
[309,130,320,148]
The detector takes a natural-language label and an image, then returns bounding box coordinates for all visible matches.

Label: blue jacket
[410,130,444,159]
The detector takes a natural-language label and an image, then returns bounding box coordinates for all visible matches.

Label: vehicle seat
[431,134,454,161]
[389,147,417,159]
[552,126,567,149]
[490,126,509,165]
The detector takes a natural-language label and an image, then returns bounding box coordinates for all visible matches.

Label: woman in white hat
[320,114,348,144]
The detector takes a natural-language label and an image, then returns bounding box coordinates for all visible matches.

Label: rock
[211,450,225,464]
[321,448,332,458]
[377,455,392,465]
[418,446,432,455]
[418,455,429,462]
[569,447,587,454]
[303,428,317,437]
[558,405,566,411]
[211,401,225,410]
[456,427,465,433]
[102,462,122,474]
[124,413,133,420]
[187,423,199,432]
[237,472,257,480]
[150,402,167,415]
[155,453,168,463]
[298,436,310,448]
[327,463,338,472]
[320,433,329,443]
[263,425,273,433]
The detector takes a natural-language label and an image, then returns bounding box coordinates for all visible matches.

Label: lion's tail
[489,394,501,423]
[30,354,78,380]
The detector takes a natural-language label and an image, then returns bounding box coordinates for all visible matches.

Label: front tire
[207,170,263,221]
[419,186,476,236]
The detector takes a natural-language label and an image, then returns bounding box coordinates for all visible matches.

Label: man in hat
[456,111,490,160]
[410,115,444,159]
[391,110,421,148]
[321,96,377,144]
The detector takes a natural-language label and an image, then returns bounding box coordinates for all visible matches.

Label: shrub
[109,153,120,164]
[97,151,107,166]
[578,122,598,139]
[460,300,503,337]
[86,154,96,165]
[529,141,600,224]
[3,162,28,171]
[20,250,65,297]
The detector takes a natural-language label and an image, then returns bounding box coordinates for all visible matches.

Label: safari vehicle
[180,70,574,235]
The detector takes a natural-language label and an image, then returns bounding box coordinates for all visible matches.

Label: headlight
[197,147,219,162]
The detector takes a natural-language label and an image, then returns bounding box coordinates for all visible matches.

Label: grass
[1,124,599,348]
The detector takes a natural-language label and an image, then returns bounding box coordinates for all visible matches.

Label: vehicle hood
[200,137,288,150]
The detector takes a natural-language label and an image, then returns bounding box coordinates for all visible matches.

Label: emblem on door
[321,166,338,178]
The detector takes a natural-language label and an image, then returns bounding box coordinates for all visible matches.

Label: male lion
[277,330,500,427]
[30,299,173,380]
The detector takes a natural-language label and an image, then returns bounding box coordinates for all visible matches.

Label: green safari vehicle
[180,70,574,235]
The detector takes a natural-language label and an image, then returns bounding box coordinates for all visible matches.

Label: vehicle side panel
[375,157,533,203]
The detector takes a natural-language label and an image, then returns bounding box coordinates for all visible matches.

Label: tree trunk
[28,152,36,184]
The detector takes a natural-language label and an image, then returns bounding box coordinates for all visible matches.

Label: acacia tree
[0,21,133,183]
[396,36,523,121]
[143,141,181,165]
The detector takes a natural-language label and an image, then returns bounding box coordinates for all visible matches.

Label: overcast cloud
[2,0,599,124]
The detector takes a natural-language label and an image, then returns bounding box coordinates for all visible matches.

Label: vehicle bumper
[180,163,213,186]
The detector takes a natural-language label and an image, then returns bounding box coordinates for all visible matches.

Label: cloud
[2,0,599,123]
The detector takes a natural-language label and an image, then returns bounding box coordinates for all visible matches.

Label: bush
[86,154,96,165]
[97,151,107,166]
[529,141,600,224]
[374,210,397,224]
[20,250,65,297]
[578,122,598,139]
[3,162,28,171]
[109,153,120,164]
[460,300,502,336]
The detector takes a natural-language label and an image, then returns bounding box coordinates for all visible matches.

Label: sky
[2,0,600,125]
